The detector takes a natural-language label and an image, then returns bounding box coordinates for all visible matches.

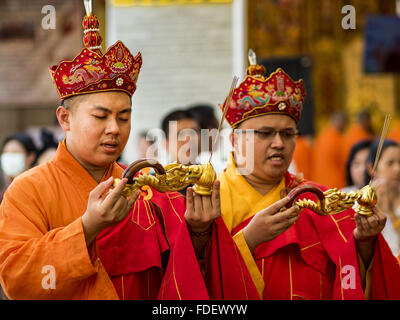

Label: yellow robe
[0,142,119,299]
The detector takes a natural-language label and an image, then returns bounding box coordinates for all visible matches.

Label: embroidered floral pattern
[50,41,142,100]
[221,68,306,127]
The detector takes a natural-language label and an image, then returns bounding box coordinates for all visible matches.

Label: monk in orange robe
[343,110,375,163]
[312,111,348,188]
[218,62,400,299]
[388,120,400,143]
[0,6,258,300]
[292,134,313,180]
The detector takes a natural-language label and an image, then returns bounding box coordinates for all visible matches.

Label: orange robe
[292,136,313,180]
[219,154,400,300]
[388,122,400,144]
[0,142,258,300]
[312,124,346,188]
[0,142,119,299]
[343,124,375,162]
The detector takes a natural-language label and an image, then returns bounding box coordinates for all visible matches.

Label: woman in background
[35,129,59,166]
[0,132,37,202]
[366,139,400,256]
[0,132,37,300]
[342,139,373,193]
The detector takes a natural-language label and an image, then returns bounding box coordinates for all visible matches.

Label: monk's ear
[56,106,71,131]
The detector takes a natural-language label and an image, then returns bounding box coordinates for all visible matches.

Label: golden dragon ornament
[113,159,217,197]
[113,159,377,217]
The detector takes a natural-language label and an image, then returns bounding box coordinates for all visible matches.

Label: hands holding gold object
[113,159,217,197]
[115,158,378,218]
[285,115,391,217]
[286,184,377,217]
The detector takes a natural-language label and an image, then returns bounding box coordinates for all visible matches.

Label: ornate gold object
[287,184,377,217]
[114,159,217,197]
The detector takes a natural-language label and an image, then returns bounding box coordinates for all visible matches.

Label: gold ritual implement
[114,158,377,217]
[285,113,391,217]
[286,184,377,217]
[113,159,217,197]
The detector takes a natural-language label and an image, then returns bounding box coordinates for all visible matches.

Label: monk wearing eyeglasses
[217,60,400,299]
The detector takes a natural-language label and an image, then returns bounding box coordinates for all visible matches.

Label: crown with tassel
[221,50,306,127]
[49,0,142,100]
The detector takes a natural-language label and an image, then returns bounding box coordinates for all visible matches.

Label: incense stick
[209,76,239,162]
[369,114,392,184]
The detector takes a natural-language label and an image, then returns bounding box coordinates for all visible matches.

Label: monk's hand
[353,206,386,242]
[353,206,386,267]
[185,180,221,233]
[242,196,300,254]
[81,177,140,246]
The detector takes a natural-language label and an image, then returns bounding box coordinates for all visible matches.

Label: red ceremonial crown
[49,2,142,100]
[221,50,306,127]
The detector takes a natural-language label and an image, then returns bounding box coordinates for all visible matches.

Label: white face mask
[1,153,26,178]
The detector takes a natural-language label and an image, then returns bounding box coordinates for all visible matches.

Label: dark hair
[138,130,148,139]
[161,109,199,137]
[2,132,37,156]
[345,139,373,186]
[138,129,156,142]
[364,139,399,183]
[35,129,59,164]
[187,104,219,130]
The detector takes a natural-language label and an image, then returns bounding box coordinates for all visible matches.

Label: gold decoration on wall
[342,37,396,129]
[247,0,397,132]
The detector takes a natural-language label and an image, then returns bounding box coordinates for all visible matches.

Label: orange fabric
[388,123,400,144]
[312,124,346,188]
[0,142,119,299]
[343,124,375,161]
[292,136,313,180]
[0,141,259,300]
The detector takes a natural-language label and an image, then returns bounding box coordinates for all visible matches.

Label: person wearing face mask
[365,139,400,257]
[0,133,37,201]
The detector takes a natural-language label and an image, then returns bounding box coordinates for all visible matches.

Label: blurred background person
[137,129,155,159]
[343,110,375,162]
[366,139,400,256]
[187,104,227,174]
[291,132,314,180]
[35,128,58,166]
[313,110,348,188]
[135,129,158,175]
[388,118,400,144]
[160,109,201,196]
[0,132,37,202]
[160,109,201,166]
[342,139,373,193]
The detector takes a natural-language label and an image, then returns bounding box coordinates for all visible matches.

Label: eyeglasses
[234,128,299,141]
